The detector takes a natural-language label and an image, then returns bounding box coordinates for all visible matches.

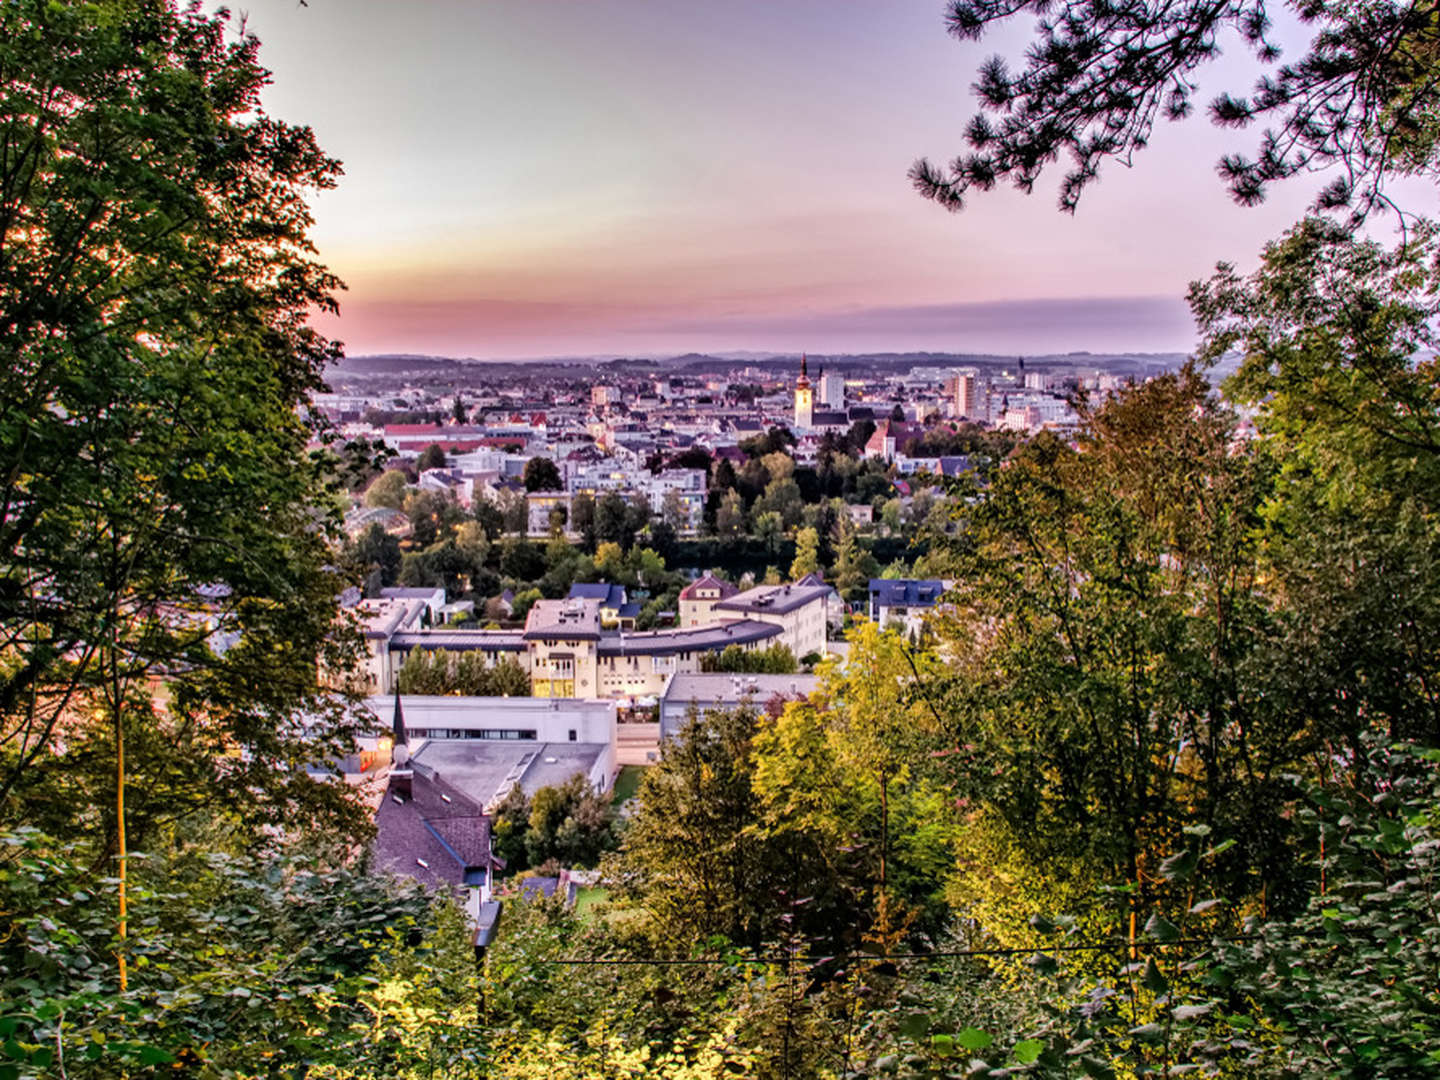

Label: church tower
[793,353,813,430]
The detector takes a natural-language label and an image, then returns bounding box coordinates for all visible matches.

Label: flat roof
[366,695,616,723]
[714,582,831,616]
[358,597,428,639]
[662,672,821,707]
[410,740,606,809]
[390,630,526,653]
[524,598,603,640]
[597,619,781,657]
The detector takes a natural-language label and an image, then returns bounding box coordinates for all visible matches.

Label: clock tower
[793,354,813,430]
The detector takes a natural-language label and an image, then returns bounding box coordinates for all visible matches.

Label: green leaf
[897,1012,930,1040]
[1144,912,1181,942]
[137,1046,176,1066]
[1013,1038,1044,1064]
[1142,956,1169,994]
[1159,847,1199,882]
[956,1027,993,1050]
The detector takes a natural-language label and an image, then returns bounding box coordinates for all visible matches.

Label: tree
[365,468,410,509]
[661,488,689,533]
[613,706,802,948]
[846,419,876,453]
[757,477,804,530]
[1194,218,1440,746]
[417,443,447,471]
[831,517,879,603]
[353,523,403,588]
[0,1,369,858]
[497,487,528,535]
[712,457,738,492]
[910,0,1440,217]
[699,644,799,674]
[523,456,563,492]
[928,371,1322,942]
[790,527,821,579]
[451,393,467,424]
[739,427,795,458]
[595,490,630,546]
[570,492,598,551]
[500,537,545,581]
[716,490,747,541]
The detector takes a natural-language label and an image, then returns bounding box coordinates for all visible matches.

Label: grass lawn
[610,764,645,805]
[573,887,610,918]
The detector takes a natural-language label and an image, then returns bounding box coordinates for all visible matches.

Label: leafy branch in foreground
[911,0,1440,217]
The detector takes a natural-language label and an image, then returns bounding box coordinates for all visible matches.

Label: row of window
[409,728,538,740]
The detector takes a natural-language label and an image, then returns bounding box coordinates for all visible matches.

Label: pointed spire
[800,353,808,378]
[393,692,408,747]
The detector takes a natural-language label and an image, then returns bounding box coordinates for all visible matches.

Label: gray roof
[868,579,947,608]
[524,598,602,640]
[597,619,781,657]
[409,739,606,808]
[662,672,821,707]
[373,766,497,892]
[715,582,831,616]
[390,630,526,653]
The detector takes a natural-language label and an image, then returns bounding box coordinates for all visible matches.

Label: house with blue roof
[868,579,951,637]
[567,582,642,629]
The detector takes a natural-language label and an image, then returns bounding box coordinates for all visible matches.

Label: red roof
[679,573,739,601]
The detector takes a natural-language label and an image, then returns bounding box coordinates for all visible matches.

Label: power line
[529,935,1252,967]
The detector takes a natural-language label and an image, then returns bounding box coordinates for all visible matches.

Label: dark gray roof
[373,766,497,893]
[597,619,781,657]
[868,579,947,608]
[390,630,526,653]
[715,582,830,616]
[568,583,628,607]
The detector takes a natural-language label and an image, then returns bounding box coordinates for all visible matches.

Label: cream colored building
[713,582,830,661]
[357,580,831,700]
[677,573,739,628]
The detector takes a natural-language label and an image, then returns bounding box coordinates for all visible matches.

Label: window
[407,728,538,740]
[568,729,577,742]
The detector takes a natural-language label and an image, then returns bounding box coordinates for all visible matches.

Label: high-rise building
[953,373,979,420]
[819,369,844,411]
[793,354,813,429]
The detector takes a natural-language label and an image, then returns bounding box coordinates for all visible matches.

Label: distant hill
[332,350,1191,378]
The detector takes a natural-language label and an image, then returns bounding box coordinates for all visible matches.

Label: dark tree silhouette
[911,0,1440,219]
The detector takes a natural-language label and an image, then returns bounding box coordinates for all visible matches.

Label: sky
[238,0,1334,360]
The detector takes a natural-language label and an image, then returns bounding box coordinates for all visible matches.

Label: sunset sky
[242,0,1334,359]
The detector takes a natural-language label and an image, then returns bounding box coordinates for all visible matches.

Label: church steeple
[393,692,409,746]
[794,352,814,429]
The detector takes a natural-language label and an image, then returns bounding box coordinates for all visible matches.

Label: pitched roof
[373,765,498,893]
[868,579,948,608]
[678,573,739,601]
[568,582,628,608]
